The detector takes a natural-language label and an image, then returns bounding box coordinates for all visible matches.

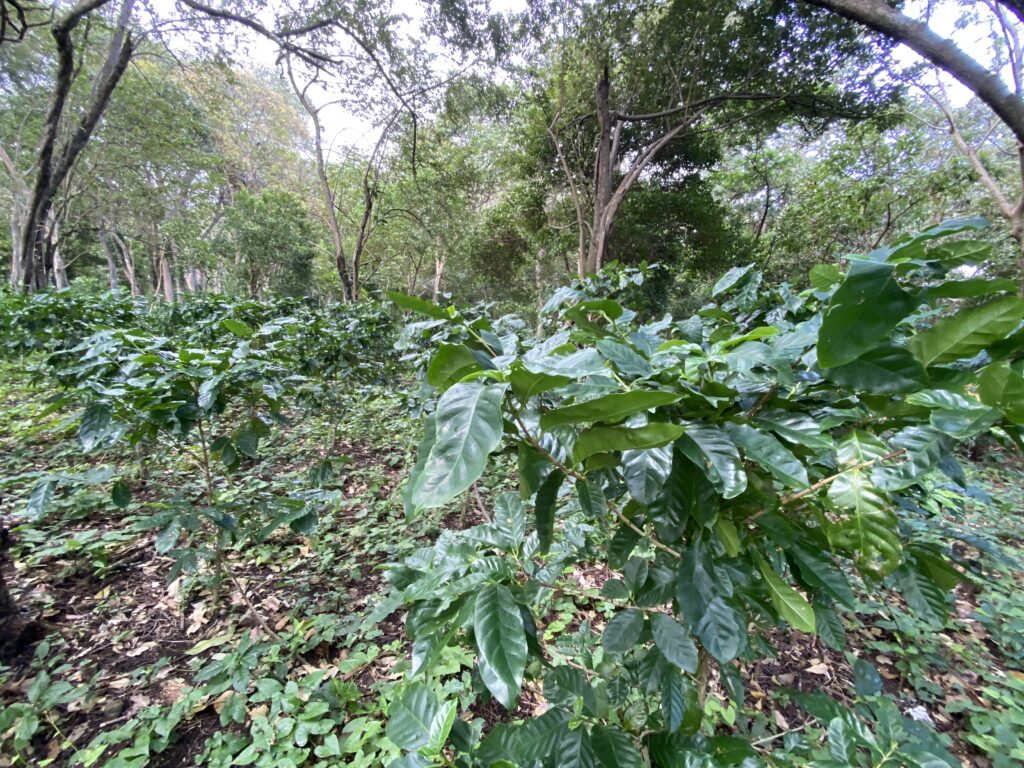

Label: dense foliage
[388,220,1024,766]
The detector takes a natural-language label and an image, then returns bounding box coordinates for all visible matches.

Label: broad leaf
[386,682,439,750]
[676,424,747,499]
[895,563,947,626]
[573,423,686,464]
[474,585,528,708]
[823,344,928,395]
[26,478,57,521]
[909,295,1024,366]
[754,411,833,450]
[602,608,645,655]
[389,291,449,319]
[591,726,642,768]
[828,431,901,577]
[809,263,842,291]
[695,597,743,663]
[535,469,564,554]
[756,555,815,633]
[978,362,1024,423]
[675,542,717,625]
[524,348,607,378]
[427,344,482,390]
[818,261,918,368]
[926,277,1017,299]
[493,492,526,550]
[596,339,653,377]
[725,423,808,489]
[621,446,672,504]
[650,613,699,673]
[80,403,112,452]
[540,391,680,429]
[411,382,508,509]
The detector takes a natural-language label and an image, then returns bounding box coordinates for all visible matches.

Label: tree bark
[806,0,1024,144]
[585,68,615,276]
[110,230,139,295]
[16,0,135,290]
[285,57,353,301]
[98,224,121,292]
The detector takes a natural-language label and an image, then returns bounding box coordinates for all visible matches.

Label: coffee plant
[386,218,1022,766]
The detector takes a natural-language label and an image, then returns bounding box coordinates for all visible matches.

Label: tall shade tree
[2,0,136,290]
[536,0,893,276]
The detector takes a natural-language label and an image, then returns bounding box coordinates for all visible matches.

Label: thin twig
[779,448,906,507]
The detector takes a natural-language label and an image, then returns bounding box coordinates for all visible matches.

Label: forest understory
[1,358,1022,767]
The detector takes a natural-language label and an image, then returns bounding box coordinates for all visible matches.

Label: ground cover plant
[0,221,1021,767]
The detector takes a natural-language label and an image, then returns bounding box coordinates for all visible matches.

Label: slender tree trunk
[585,68,615,276]
[432,246,446,302]
[159,249,174,302]
[17,0,135,291]
[98,223,121,292]
[52,245,69,289]
[111,230,139,295]
[285,58,353,301]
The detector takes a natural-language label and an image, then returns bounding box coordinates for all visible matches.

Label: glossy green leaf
[676,424,747,499]
[544,667,598,715]
[474,585,527,708]
[26,478,56,521]
[818,261,918,368]
[895,563,947,626]
[493,492,526,550]
[695,597,743,663]
[712,264,754,296]
[725,422,808,489]
[814,603,846,650]
[909,295,1024,366]
[756,555,815,632]
[650,613,699,673]
[621,446,672,504]
[111,480,131,508]
[828,431,901,578]
[675,542,717,625]
[535,469,564,554]
[573,423,685,464]
[576,478,606,519]
[509,365,570,400]
[427,344,481,390]
[388,291,449,319]
[978,362,1024,423]
[524,348,607,378]
[926,277,1017,299]
[386,682,440,750]
[823,344,928,395]
[220,318,254,337]
[602,608,645,655]
[596,339,653,377]
[79,403,112,452]
[789,546,855,609]
[591,726,642,768]
[754,410,833,450]
[809,263,842,291]
[541,391,680,429]
[411,382,508,510]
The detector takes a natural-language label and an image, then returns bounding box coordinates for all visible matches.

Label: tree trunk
[432,250,446,301]
[159,249,175,302]
[111,230,139,295]
[285,58,353,301]
[585,68,615,276]
[98,224,121,292]
[16,0,135,291]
